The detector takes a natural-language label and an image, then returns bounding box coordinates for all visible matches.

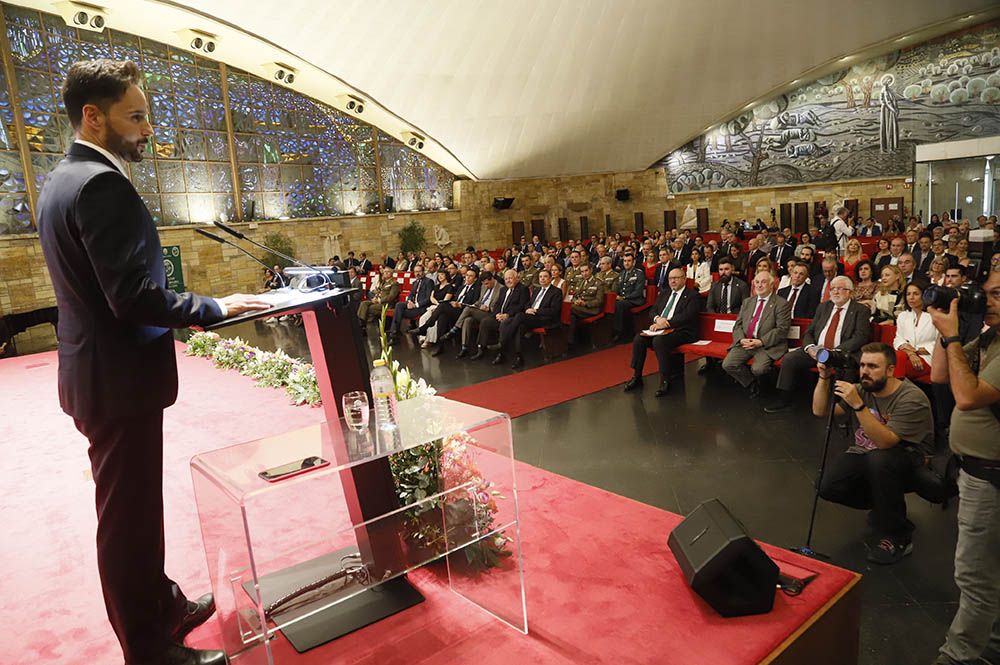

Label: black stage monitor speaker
[493,197,515,210]
[615,188,630,201]
[667,498,779,618]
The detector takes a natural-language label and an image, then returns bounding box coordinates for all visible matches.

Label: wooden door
[558,217,569,242]
[634,212,644,235]
[511,221,525,246]
[579,216,589,240]
[664,210,676,231]
[530,219,546,242]
[843,198,859,221]
[793,202,810,234]
[870,197,904,228]
[604,214,612,236]
[779,203,792,230]
[696,208,709,234]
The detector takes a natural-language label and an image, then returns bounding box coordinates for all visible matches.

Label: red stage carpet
[0,344,854,664]
[441,344,664,418]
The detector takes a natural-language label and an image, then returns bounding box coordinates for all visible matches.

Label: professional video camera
[922,283,987,315]
[815,347,851,369]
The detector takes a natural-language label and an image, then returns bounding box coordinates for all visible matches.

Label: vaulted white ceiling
[17,0,1000,180]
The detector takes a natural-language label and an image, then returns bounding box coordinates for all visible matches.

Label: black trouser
[775,347,858,393]
[500,312,558,353]
[74,411,187,663]
[420,302,458,336]
[819,447,921,538]
[630,329,696,380]
[613,298,644,336]
[390,302,426,335]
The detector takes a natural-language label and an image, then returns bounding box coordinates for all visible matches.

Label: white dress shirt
[661,288,685,320]
[814,303,849,348]
[75,139,127,175]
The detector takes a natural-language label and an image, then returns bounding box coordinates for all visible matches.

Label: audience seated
[813,342,934,564]
[356,265,400,334]
[813,256,841,305]
[497,268,562,369]
[686,248,712,293]
[595,256,620,293]
[470,269,529,361]
[409,270,455,348]
[612,253,648,341]
[419,267,481,356]
[441,272,501,357]
[705,257,749,315]
[722,271,791,398]
[624,268,702,397]
[873,264,904,323]
[766,275,871,412]
[388,264,433,342]
[852,260,878,306]
[567,263,606,345]
[777,263,819,318]
[892,283,936,382]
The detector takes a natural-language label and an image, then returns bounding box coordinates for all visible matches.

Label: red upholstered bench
[674,314,813,366]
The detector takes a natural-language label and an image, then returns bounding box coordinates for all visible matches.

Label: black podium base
[242,547,425,653]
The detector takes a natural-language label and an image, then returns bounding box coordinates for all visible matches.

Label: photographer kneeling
[812,342,934,565]
[929,270,1000,665]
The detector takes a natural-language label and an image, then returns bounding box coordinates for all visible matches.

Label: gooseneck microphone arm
[195,228,287,288]
[212,221,328,287]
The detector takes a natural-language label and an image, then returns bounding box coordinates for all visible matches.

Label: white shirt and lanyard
[75,140,230,317]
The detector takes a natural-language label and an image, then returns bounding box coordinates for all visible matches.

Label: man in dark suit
[777,264,819,318]
[37,60,268,665]
[652,247,683,293]
[471,269,529,360]
[497,268,563,368]
[765,276,871,413]
[421,267,481,356]
[745,237,768,276]
[624,267,702,397]
[722,272,791,398]
[668,237,691,266]
[357,252,372,274]
[770,233,793,275]
[705,257,749,314]
[388,263,433,341]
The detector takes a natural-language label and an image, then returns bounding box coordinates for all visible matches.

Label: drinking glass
[342,391,370,432]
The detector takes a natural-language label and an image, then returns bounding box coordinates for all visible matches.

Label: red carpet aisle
[0,345,853,664]
[441,344,662,418]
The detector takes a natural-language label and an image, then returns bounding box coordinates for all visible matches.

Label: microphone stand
[195,228,287,288]
[213,221,331,290]
[789,374,839,560]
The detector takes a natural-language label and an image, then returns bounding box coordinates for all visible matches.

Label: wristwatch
[940,335,962,348]
[852,403,866,412]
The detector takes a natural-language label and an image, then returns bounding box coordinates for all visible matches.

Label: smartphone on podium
[258,456,330,482]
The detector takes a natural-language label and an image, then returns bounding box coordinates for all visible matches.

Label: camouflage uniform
[595,269,620,295]
[357,277,401,324]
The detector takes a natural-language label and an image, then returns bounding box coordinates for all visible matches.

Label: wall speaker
[492,197,515,210]
[667,498,778,618]
[615,188,630,201]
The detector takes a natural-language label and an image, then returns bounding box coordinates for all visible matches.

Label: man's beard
[105,128,147,163]
[860,375,887,393]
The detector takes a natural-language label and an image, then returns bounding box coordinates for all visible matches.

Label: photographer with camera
[812,342,934,564]
[928,269,1000,665]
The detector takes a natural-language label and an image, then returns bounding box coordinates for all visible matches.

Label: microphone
[212,221,331,290]
[195,228,287,288]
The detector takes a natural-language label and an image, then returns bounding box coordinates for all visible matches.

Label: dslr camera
[922,283,987,315]
[816,347,851,369]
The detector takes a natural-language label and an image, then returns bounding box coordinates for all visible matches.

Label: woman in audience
[502,247,514,264]
[892,282,935,381]
[886,216,906,235]
[853,260,877,307]
[953,238,972,267]
[873,264,904,323]
[871,237,891,265]
[927,256,948,286]
[842,238,866,277]
[417,270,456,348]
[728,243,747,276]
[794,231,815,259]
[550,262,568,299]
[686,248,712,293]
[642,249,658,281]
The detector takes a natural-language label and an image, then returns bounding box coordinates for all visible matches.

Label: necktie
[458,285,469,301]
[659,268,666,289]
[501,288,511,312]
[788,287,799,315]
[746,298,766,338]
[412,280,420,301]
[822,307,843,349]
[821,279,832,303]
[482,287,493,305]
[675,250,681,261]
[661,290,679,318]
[533,287,547,309]
[722,283,731,313]
[776,247,782,263]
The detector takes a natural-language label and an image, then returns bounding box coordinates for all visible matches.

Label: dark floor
[188,319,963,665]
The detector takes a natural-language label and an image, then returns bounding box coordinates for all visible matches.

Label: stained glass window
[0,8,29,235]
[378,131,454,212]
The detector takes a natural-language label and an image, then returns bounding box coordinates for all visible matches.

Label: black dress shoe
[456,346,469,359]
[749,380,761,400]
[441,328,458,341]
[469,348,485,361]
[510,354,523,369]
[764,401,791,414]
[623,376,643,392]
[430,344,444,357]
[655,380,671,397]
[173,593,216,641]
[491,353,504,365]
[406,326,423,338]
[139,643,227,665]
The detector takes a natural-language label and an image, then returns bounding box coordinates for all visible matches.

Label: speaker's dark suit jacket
[38,143,223,421]
[649,286,702,336]
[492,282,530,316]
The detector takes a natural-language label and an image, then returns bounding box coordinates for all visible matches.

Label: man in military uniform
[519,253,541,289]
[612,253,647,341]
[567,262,606,345]
[356,265,400,334]
[565,250,585,296]
[595,256,620,293]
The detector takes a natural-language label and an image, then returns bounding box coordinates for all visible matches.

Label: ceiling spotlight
[55,2,107,33]
[336,93,366,114]
[262,62,298,86]
[401,131,425,150]
[176,29,218,55]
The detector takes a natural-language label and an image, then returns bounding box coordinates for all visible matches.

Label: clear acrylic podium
[190,395,528,663]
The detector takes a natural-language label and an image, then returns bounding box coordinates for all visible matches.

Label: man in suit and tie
[669,237,691,266]
[471,269,529,360]
[37,60,270,665]
[812,256,840,306]
[723,272,791,398]
[388,263,433,341]
[877,237,907,270]
[904,229,920,256]
[765,276,872,413]
[898,253,920,286]
[778,264,820,318]
[624,268,703,397]
[414,267,480,355]
[653,247,682,293]
[770,233,793,275]
[745,237,767,276]
[442,271,502,357]
[357,252,372,275]
[913,234,933,272]
[497,268,563,368]
[705,257,750,315]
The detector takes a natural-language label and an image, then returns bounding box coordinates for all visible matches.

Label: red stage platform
[0,344,859,664]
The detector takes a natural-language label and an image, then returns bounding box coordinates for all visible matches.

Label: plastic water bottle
[370,359,399,442]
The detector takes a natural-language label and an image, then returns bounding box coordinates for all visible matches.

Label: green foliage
[261,231,295,270]
[185,331,221,357]
[285,363,321,406]
[398,220,426,255]
[242,349,296,388]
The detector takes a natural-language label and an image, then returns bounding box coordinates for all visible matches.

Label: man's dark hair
[717,256,733,268]
[861,342,896,368]
[62,59,142,129]
[480,271,495,282]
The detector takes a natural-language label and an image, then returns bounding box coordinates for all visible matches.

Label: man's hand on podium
[219,293,272,318]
